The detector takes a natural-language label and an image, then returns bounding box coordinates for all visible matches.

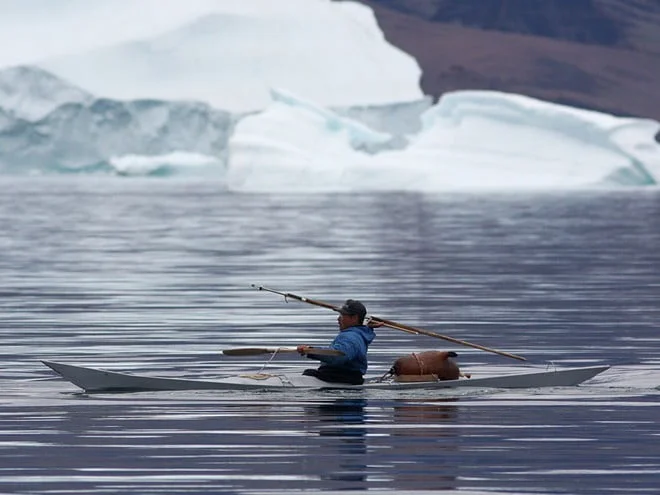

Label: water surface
[1,177,659,494]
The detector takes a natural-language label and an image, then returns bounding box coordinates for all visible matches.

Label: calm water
[1,177,659,494]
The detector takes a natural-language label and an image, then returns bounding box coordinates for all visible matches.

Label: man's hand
[367,318,384,329]
[297,345,311,355]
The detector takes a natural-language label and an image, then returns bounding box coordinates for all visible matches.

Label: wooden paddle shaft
[370,317,527,362]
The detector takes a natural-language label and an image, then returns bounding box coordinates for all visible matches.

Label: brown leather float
[391,350,461,381]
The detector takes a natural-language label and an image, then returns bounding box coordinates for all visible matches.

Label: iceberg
[33,0,423,112]
[226,90,660,192]
[0,79,236,174]
[2,1,659,189]
[0,67,419,176]
[226,90,386,191]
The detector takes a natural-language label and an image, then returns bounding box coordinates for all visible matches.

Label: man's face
[337,312,359,330]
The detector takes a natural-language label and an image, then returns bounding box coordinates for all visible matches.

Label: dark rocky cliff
[357,0,660,121]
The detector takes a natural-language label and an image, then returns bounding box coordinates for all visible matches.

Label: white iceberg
[227,90,660,192]
[33,0,422,112]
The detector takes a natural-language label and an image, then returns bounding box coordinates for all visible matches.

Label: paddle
[251,284,527,362]
[223,347,344,357]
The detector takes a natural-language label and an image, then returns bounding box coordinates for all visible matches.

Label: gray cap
[337,299,366,319]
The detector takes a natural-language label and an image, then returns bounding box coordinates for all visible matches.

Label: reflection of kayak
[42,360,609,393]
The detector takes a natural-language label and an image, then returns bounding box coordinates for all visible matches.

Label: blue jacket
[306,325,376,375]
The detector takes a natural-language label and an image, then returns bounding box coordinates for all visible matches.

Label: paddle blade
[222,347,343,357]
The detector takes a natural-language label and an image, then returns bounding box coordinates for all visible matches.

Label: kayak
[42,361,610,393]
[41,360,610,393]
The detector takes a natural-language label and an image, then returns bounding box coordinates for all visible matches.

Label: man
[297,299,381,385]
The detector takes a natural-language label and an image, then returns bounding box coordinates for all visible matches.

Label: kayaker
[297,299,381,385]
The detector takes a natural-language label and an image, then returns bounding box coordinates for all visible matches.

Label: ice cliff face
[0,65,92,121]
[1,99,235,172]
[0,67,236,173]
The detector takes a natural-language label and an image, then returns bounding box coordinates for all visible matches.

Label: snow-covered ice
[227,90,660,191]
[27,0,423,112]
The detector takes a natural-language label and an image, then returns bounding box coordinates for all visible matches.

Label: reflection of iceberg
[227,90,660,192]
